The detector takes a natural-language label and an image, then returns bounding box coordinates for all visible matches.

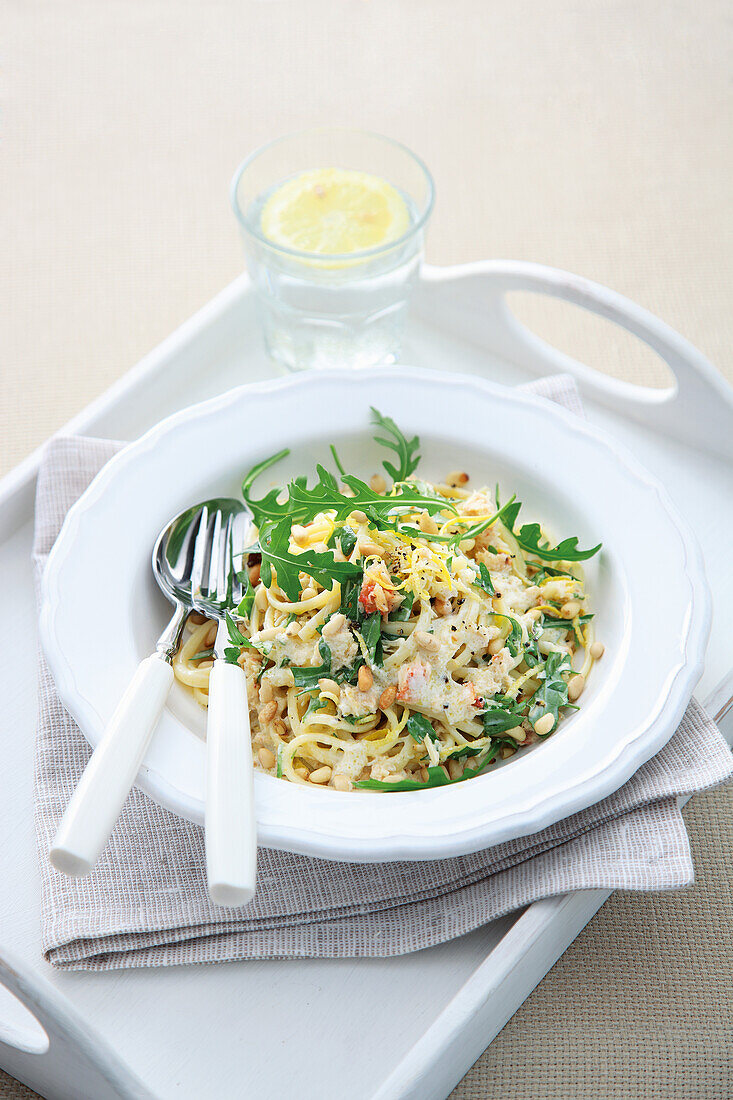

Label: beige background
[2,1,732,1097]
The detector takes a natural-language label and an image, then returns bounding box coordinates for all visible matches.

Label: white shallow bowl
[41,367,710,862]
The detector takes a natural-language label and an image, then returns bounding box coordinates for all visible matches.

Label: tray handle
[420,261,733,461]
[0,949,152,1099]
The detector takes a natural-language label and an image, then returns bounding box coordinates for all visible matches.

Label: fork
[190,499,258,907]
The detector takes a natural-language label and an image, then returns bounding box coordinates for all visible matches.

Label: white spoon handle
[205,659,257,907]
[50,654,174,876]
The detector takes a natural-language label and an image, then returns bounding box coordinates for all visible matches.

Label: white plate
[40,366,710,861]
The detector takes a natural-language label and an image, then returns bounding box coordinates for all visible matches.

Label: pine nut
[488,637,504,656]
[259,679,274,703]
[447,758,464,780]
[332,774,352,792]
[301,586,317,601]
[419,766,429,782]
[189,612,207,625]
[295,766,309,780]
[260,700,278,724]
[322,613,346,638]
[357,537,384,558]
[561,600,581,619]
[458,539,475,553]
[255,585,269,610]
[358,665,374,691]
[446,470,469,487]
[309,766,332,785]
[419,511,439,535]
[248,562,261,585]
[379,684,397,709]
[369,473,387,494]
[318,677,340,696]
[414,630,440,653]
[534,712,555,737]
[590,641,605,660]
[500,746,515,759]
[568,674,585,701]
[258,747,276,770]
[291,524,307,542]
[349,510,368,524]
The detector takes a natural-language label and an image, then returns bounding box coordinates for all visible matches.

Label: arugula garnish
[360,611,384,667]
[224,611,257,665]
[355,748,500,791]
[339,574,363,621]
[541,613,593,631]
[258,517,362,602]
[407,713,440,744]
[491,614,523,658]
[330,444,346,478]
[338,526,357,557]
[191,647,214,662]
[480,695,525,736]
[370,407,421,483]
[495,492,601,563]
[528,650,573,733]
[236,575,255,620]
[474,562,495,596]
[301,693,329,719]
[389,590,415,623]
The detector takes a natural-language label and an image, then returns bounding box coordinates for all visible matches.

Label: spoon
[50,498,255,880]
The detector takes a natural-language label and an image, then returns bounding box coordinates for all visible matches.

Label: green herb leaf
[497,495,601,562]
[338,526,357,557]
[339,574,363,621]
[528,650,573,734]
[541,613,593,631]
[407,713,440,744]
[355,749,499,791]
[480,697,525,736]
[370,407,421,482]
[190,648,215,662]
[389,590,415,622]
[291,664,330,689]
[330,444,346,477]
[236,575,255,620]
[360,611,383,667]
[258,517,362,602]
[491,614,523,658]
[474,562,495,596]
[241,448,292,527]
[302,693,329,719]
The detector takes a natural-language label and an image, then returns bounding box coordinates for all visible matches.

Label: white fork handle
[205,659,257,907]
[50,654,174,877]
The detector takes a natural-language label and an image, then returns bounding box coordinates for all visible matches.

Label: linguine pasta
[173,411,603,792]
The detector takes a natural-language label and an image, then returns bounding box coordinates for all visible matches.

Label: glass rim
[229,126,435,263]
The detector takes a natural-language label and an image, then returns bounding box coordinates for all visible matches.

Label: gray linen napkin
[33,375,733,970]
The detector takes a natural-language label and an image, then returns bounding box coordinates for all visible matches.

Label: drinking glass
[230,128,434,372]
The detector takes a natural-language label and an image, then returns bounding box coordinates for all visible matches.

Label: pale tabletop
[3,2,732,1097]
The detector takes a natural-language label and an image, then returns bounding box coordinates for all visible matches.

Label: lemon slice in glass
[260,168,411,256]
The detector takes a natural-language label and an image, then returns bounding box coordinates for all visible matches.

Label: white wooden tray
[2,261,732,1100]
